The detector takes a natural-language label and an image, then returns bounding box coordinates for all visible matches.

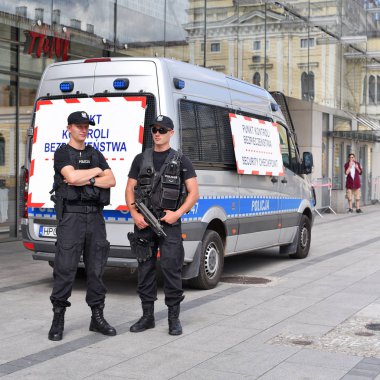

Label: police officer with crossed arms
[48,111,117,341]
[126,115,199,335]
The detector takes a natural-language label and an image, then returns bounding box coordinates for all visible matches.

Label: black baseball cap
[150,115,174,130]
[67,111,95,126]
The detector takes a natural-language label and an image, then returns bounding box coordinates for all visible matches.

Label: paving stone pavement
[0,205,380,379]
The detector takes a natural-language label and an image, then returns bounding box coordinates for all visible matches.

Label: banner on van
[229,114,284,176]
[28,96,147,211]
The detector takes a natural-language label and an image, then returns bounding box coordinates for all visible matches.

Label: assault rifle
[133,197,167,237]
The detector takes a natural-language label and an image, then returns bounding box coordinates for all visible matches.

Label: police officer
[48,111,117,341]
[125,115,199,335]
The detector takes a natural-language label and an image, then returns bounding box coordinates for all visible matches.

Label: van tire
[189,230,224,290]
[289,215,311,259]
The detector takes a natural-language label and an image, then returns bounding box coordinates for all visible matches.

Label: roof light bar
[173,78,185,90]
[113,78,129,90]
[59,81,74,93]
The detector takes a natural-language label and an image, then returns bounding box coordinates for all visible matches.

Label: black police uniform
[50,144,111,308]
[128,148,196,307]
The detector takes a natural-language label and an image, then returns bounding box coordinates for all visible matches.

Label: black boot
[89,304,117,336]
[168,304,182,336]
[48,306,66,341]
[130,302,155,333]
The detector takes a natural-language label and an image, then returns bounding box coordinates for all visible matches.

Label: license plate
[39,226,57,238]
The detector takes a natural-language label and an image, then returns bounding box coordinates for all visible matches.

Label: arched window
[0,135,5,166]
[362,75,367,104]
[301,72,308,100]
[253,72,261,86]
[308,71,315,100]
[301,71,315,101]
[264,73,269,89]
[369,75,375,104]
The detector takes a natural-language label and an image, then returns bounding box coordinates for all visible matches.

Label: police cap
[67,111,95,126]
[150,115,174,130]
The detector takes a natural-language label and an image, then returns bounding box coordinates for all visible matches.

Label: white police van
[21,57,314,289]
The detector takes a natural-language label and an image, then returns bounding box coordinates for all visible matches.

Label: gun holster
[51,195,64,221]
[127,232,152,263]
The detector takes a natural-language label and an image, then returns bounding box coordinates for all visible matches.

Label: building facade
[0,0,379,240]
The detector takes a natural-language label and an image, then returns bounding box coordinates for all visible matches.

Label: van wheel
[189,230,224,290]
[289,215,311,259]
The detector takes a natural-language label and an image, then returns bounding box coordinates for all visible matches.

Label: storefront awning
[329,130,380,142]
[329,111,380,142]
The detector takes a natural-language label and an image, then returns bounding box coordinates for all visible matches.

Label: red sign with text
[25,31,70,61]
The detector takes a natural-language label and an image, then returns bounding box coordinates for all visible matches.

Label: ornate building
[0,0,379,239]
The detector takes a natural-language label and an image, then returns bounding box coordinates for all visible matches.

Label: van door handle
[271,177,278,183]
[281,178,288,184]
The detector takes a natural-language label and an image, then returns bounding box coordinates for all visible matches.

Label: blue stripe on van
[28,196,305,221]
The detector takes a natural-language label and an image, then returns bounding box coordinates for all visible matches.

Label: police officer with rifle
[48,111,117,341]
[125,115,199,335]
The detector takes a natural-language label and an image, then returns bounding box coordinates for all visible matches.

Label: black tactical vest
[53,144,110,206]
[135,148,184,212]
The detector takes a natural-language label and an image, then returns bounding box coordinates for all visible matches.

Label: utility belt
[63,203,103,214]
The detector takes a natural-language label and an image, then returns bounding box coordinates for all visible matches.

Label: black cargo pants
[50,209,110,308]
[135,222,185,307]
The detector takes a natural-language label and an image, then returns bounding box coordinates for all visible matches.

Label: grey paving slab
[355,361,380,374]
[286,283,345,300]
[98,346,217,379]
[172,366,249,379]
[261,294,321,312]
[2,351,126,380]
[285,348,361,371]
[198,343,299,377]
[345,281,380,297]
[342,368,379,379]
[258,361,348,380]
[80,331,176,360]
[228,321,332,352]
[319,291,378,309]
[215,303,297,330]
[166,324,259,354]
[288,302,364,326]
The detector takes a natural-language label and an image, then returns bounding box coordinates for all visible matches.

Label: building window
[253,72,261,86]
[253,40,261,50]
[301,71,315,101]
[300,38,315,48]
[332,142,343,190]
[0,135,4,166]
[200,42,204,52]
[252,55,261,63]
[333,116,351,132]
[369,75,375,104]
[362,75,367,104]
[210,43,220,52]
[253,40,270,51]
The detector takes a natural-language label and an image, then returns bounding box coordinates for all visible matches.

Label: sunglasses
[151,127,169,135]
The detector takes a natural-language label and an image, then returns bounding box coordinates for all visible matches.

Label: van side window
[179,100,236,168]
[278,123,300,173]
[179,99,272,169]
[277,124,291,169]
[288,135,300,173]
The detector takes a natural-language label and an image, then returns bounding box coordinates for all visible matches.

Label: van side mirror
[302,152,313,174]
